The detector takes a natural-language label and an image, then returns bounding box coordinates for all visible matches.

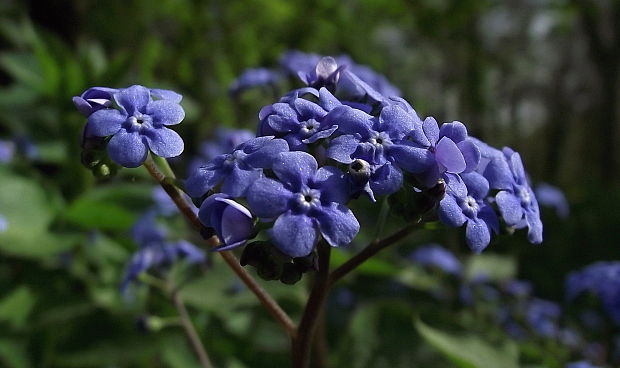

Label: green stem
[171,290,214,368]
[142,154,297,337]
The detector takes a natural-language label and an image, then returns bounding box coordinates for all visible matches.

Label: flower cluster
[73,85,186,168]
[566,262,620,326]
[186,53,543,266]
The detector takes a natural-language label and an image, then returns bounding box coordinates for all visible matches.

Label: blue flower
[407,119,480,195]
[121,211,205,292]
[246,151,359,257]
[409,244,462,275]
[0,214,7,233]
[185,136,289,198]
[327,103,433,196]
[485,147,543,244]
[84,85,186,167]
[73,87,119,116]
[188,128,255,175]
[198,194,254,251]
[565,362,602,368]
[438,172,499,252]
[535,183,569,218]
[258,87,340,151]
[526,298,561,338]
[0,140,15,163]
[229,68,281,95]
[502,279,532,298]
[566,262,620,326]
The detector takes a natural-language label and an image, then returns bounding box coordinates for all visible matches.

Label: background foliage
[0,0,618,366]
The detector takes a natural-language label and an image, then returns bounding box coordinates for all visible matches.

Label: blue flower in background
[526,298,561,338]
[121,211,205,292]
[229,68,281,95]
[246,151,359,257]
[258,87,340,151]
[198,194,254,251]
[409,244,462,275]
[0,140,15,163]
[83,85,186,167]
[188,128,255,175]
[438,172,499,252]
[565,361,602,368]
[0,215,7,233]
[185,136,289,198]
[502,279,533,298]
[535,183,570,218]
[567,262,620,326]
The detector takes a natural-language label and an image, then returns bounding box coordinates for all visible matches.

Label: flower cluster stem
[292,240,331,368]
[143,155,296,337]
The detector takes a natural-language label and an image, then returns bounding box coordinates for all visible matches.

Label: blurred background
[0,0,618,367]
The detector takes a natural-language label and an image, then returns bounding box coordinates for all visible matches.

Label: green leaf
[0,339,32,368]
[0,52,43,91]
[415,319,519,368]
[330,250,397,277]
[464,254,516,282]
[64,198,136,230]
[0,286,36,329]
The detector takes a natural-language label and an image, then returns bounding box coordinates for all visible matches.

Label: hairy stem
[143,155,296,337]
[292,241,331,368]
[328,220,421,287]
[171,291,214,368]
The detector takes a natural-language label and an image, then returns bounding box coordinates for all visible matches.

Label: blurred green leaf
[464,254,516,282]
[0,286,36,329]
[330,250,398,277]
[0,52,43,91]
[415,319,519,368]
[64,198,136,230]
[0,339,32,368]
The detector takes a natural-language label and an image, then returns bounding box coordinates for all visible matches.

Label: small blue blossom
[535,183,570,218]
[198,194,254,251]
[484,147,543,244]
[246,151,359,257]
[566,262,620,326]
[72,87,118,116]
[565,362,602,368]
[185,136,289,198]
[83,85,186,167]
[502,279,533,298]
[438,172,499,252]
[258,87,341,151]
[229,68,281,95]
[0,140,15,163]
[409,244,462,275]
[526,298,561,338]
[327,103,433,196]
[121,211,205,292]
[188,128,255,175]
[0,215,7,233]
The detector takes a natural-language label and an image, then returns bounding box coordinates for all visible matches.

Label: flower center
[300,119,320,137]
[461,196,479,216]
[518,186,531,205]
[368,131,392,148]
[224,150,245,166]
[348,159,371,177]
[295,188,321,211]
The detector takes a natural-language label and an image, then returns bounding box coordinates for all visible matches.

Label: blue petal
[144,127,184,158]
[444,173,467,198]
[146,100,185,126]
[483,158,514,190]
[478,205,500,234]
[461,172,489,199]
[243,138,289,168]
[107,130,148,168]
[240,136,277,153]
[438,195,467,227]
[265,103,299,132]
[327,134,359,164]
[465,217,491,253]
[294,98,327,120]
[150,88,183,103]
[218,198,254,247]
[246,178,291,219]
[378,104,418,139]
[198,193,227,229]
[114,85,151,115]
[422,117,440,146]
[221,166,262,197]
[273,151,317,190]
[87,108,125,137]
[436,137,466,173]
[313,166,349,204]
[324,105,372,136]
[439,121,468,143]
[318,87,341,111]
[370,162,403,196]
[390,143,434,173]
[185,167,224,198]
[458,140,481,173]
[496,190,524,225]
[315,203,360,247]
[271,212,317,257]
[526,211,543,244]
[509,151,526,182]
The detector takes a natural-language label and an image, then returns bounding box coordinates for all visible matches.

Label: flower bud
[199,194,254,251]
